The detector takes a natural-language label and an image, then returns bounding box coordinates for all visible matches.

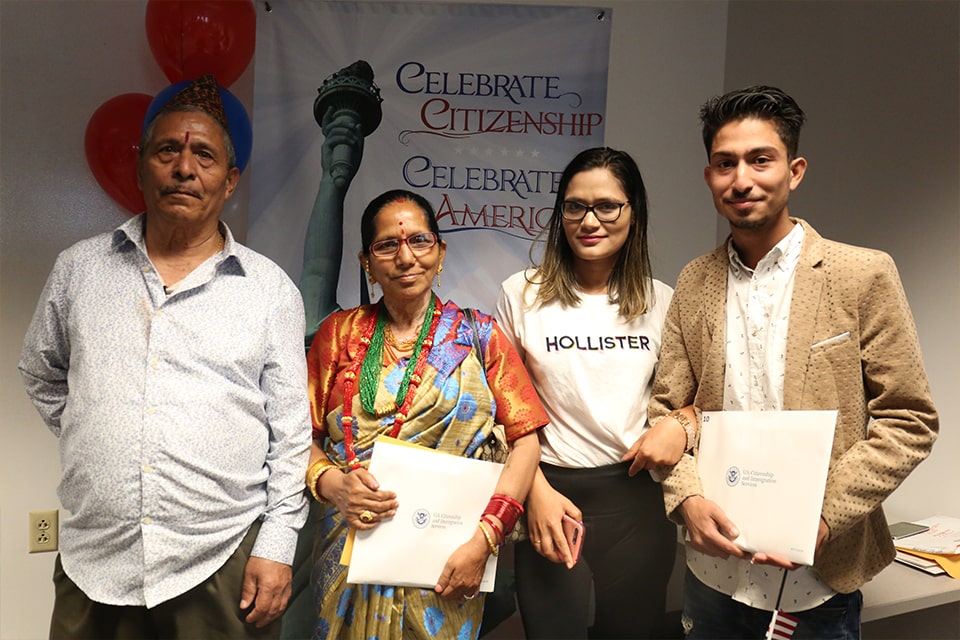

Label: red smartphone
[562,515,584,565]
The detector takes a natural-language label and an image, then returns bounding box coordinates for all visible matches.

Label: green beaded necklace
[359,293,437,415]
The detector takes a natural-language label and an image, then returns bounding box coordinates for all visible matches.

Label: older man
[19,75,311,639]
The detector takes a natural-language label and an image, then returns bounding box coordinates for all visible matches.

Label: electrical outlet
[28,509,59,553]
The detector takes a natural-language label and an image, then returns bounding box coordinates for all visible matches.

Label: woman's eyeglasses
[369,232,438,257]
[560,201,627,222]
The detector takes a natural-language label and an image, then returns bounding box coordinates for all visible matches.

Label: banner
[249,1,611,320]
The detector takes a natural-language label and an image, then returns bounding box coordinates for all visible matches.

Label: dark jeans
[515,462,677,639]
[50,521,281,640]
[682,568,862,639]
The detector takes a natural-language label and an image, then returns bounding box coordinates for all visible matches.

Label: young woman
[495,148,695,638]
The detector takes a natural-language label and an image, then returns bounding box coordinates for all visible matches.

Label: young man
[19,75,311,639]
[650,85,938,638]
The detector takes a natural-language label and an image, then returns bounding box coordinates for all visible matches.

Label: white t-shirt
[495,270,673,467]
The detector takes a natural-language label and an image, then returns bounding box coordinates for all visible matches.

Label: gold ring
[359,510,374,523]
[532,539,542,545]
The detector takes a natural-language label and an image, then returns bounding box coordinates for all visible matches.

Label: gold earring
[436,263,443,288]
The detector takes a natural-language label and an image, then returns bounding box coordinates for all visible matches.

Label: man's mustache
[160,186,202,199]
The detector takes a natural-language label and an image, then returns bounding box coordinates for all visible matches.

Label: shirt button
[147,407,156,415]
[143,465,153,473]
[142,517,153,525]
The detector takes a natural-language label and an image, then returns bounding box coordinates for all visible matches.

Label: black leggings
[515,462,676,639]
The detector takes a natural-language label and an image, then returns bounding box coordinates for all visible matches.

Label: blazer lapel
[698,247,730,409]
[783,221,826,410]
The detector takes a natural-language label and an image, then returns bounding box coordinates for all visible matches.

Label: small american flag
[764,609,799,640]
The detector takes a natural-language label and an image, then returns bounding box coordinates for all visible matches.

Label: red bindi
[398,220,406,238]
[184,131,190,142]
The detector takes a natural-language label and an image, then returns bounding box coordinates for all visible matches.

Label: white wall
[0,3,254,638]
[720,0,960,522]
[1,1,956,638]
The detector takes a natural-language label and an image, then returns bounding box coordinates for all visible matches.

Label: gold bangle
[305,460,339,502]
[478,521,499,557]
[669,410,696,452]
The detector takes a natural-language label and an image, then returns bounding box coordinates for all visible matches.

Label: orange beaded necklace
[340,295,442,469]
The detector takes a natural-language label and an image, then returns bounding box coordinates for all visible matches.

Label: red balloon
[145,0,256,88]
[84,93,152,215]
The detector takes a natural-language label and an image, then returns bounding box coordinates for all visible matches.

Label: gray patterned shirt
[19,214,311,607]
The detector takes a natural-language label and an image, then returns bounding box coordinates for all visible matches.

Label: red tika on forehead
[164,73,229,133]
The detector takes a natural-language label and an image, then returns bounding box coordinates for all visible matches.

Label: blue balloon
[143,79,253,174]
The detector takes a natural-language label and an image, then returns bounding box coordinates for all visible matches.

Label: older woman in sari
[305,189,546,639]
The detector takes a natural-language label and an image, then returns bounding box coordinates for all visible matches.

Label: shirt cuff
[250,519,300,566]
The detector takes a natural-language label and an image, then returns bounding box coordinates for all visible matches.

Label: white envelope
[345,436,503,591]
[697,410,837,565]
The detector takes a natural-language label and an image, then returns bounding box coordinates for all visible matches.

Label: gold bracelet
[478,521,499,557]
[305,460,340,502]
[669,409,697,451]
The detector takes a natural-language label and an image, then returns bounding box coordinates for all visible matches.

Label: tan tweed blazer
[651,219,938,594]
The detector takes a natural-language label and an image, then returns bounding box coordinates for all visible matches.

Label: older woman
[305,189,546,639]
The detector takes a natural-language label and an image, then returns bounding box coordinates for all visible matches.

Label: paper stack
[894,515,960,578]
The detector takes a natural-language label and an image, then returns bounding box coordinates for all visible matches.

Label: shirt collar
[112,213,146,252]
[112,213,240,267]
[726,221,805,278]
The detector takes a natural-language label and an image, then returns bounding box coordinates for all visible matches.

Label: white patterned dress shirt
[19,214,311,607]
[686,222,837,612]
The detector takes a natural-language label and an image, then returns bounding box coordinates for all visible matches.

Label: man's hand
[679,495,748,560]
[239,556,292,628]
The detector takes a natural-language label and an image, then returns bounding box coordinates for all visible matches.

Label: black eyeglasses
[369,232,438,257]
[560,201,627,222]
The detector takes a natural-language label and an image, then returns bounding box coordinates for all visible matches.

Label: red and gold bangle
[478,520,499,557]
[483,494,524,535]
[481,514,504,545]
[493,494,524,512]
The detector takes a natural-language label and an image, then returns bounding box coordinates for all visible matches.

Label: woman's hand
[623,407,696,475]
[525,470,582,569]
[320,466,398,530]
[434,527,490,600]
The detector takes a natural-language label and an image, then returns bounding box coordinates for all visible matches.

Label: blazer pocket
[811,331,851,350]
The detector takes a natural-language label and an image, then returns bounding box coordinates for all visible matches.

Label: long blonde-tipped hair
[526,147,655,321]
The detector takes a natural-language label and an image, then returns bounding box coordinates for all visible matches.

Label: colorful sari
[306,300,544,639]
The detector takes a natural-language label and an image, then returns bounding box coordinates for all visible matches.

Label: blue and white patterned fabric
[19,214,311,607]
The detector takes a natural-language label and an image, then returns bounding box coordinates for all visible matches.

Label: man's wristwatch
[669,409,696,451]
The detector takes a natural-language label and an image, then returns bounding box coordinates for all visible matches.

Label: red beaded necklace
[340,296,443,469]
